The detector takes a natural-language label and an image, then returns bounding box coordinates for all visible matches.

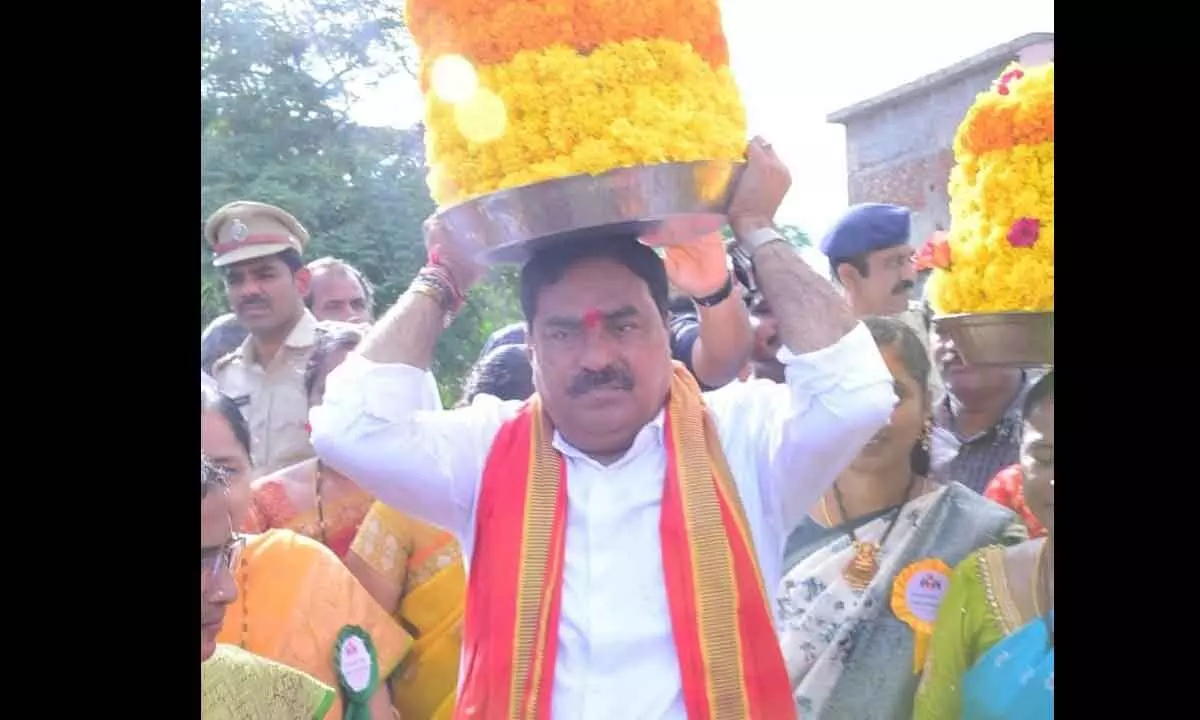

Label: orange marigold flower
[406,0,729,89]
[914,231,951,271]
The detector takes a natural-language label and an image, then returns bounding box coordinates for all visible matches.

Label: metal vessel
[436,160,745,264]
[933,311,1053,368]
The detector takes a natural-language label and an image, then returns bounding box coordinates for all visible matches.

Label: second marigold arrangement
[920,62,1054,315]
[406,0,747,207]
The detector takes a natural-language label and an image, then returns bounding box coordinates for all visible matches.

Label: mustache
[238,296,270,311]
[893,279,915,296]
[567,364,635,397]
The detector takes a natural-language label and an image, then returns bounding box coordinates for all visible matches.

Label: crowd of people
[200,139,1053,719]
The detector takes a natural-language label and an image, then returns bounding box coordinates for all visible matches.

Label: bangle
[415,265,465,313]
[409,281,457,328]
[692,272,735,308]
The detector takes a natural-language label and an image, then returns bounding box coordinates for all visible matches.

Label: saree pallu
[215,529,412,720]
[244,459,375,558]
[777,483,1025,720]
[203,644,335,720]
[914,545,1052,719]
[962,614,1053,719]
[352,501,467,720]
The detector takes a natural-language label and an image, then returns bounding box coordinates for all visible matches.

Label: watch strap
[738,226,787,257]
[692,271,735,308]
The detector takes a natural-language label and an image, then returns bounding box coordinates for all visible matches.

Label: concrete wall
[838,38,1053,250]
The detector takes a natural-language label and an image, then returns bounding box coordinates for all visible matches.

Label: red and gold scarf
[457,364,796,720]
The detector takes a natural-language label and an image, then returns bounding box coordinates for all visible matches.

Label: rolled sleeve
[769,322,896,528]
[708,323,896,539]
[310,354,513,538]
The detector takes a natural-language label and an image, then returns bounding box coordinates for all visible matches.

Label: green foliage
[200,0,521,400]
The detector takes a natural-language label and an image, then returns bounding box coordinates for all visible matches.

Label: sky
[345,0,1054,238]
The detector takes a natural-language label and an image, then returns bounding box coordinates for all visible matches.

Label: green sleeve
[308,684,337,720]
[913,550,986,720]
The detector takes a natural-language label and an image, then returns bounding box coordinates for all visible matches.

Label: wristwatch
[737,226,787,258]
[692,271,735,308]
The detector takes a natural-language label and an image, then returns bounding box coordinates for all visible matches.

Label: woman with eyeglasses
[201,453,335,719]
[202,387,409,720]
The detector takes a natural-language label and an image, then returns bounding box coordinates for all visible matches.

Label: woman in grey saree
[777,317,1026,720]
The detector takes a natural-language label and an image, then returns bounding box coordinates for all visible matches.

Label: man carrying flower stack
[313,2,900,718]
[919,62,1054,492]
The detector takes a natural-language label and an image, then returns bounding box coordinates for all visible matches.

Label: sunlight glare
[453,88,508,144]
[430,55,479,105]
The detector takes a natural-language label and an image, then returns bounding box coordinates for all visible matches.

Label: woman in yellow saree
[346,504,465,720]
[915,372,1054,720]
[202,454,334,720]
[202,386,410,720]
[341,342,535,720]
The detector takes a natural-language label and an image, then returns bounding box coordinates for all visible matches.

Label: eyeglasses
[201,534,245,577]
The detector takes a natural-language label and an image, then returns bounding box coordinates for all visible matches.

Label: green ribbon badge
[333,625,379,720]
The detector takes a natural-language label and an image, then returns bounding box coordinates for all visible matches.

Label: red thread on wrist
[419,264,465,312]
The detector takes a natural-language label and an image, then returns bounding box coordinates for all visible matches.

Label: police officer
[205,200,320,475]
[820,203,943,400]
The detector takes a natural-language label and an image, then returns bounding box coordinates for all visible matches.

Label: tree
[201,0,521,402]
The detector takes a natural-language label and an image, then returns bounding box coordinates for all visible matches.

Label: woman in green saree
[201,453,335,720]
[914,371,1054,719]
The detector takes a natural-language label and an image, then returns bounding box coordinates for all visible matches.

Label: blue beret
[820,203,912,260]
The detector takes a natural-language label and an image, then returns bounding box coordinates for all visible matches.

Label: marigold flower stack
[921,62,1054,315]
[406,0,747,208]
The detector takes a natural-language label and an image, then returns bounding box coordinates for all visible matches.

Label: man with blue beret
[821,203,918,317]
[820,203,943,401]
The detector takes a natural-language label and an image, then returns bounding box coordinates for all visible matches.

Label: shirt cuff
[325,354,440,423]
[775,322,889,392]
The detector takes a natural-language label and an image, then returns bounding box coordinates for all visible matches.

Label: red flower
[995,68,1025,96]
[914,231,951,271]
[1008,217,1040,248]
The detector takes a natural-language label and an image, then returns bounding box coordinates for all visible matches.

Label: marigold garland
[927,63,1053,314]
[406,0,746,208]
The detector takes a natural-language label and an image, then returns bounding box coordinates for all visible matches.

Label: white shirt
[311,322,896,720]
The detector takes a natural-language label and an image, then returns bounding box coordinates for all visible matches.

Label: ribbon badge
[891,558,953,674]
[334,625,379,720]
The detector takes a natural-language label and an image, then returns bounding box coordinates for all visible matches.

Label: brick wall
[841,61,1015,247]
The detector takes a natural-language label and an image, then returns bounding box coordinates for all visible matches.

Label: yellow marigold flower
[929,63,1054,315]
[422,39,746,206]
[406,0,746,208]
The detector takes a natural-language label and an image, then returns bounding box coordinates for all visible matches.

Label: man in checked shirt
[930,321,1043,493]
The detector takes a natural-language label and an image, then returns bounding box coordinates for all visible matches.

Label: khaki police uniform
[205,201,319,475]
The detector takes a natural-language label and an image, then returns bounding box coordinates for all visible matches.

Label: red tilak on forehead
[582,307,603,329]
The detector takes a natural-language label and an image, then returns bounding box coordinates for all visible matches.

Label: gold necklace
[830,476,919,591]
[313,462,329,547]
[819,495,835,527]
[1032,540,1050,617]
[238,554,250,649]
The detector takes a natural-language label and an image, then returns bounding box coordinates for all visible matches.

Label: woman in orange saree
[242,323,374,557]
[203,385,410,720]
